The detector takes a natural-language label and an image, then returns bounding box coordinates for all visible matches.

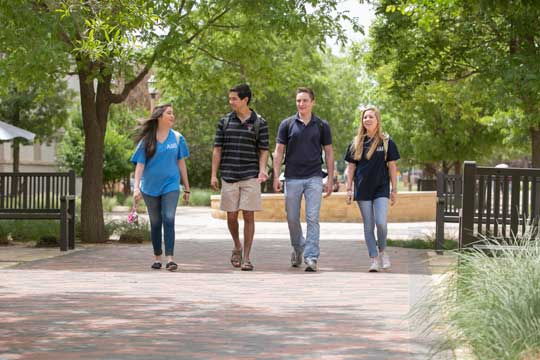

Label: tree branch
[184,4,232,45]
[194,46,241,68]
[109,56,155,104]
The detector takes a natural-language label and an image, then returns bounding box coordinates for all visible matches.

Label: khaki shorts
[220,178,262,212]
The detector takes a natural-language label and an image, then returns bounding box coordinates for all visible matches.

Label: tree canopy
[367,0,540,168]
[0,0,357,242]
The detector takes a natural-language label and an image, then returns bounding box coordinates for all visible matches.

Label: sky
[329,0,375,54]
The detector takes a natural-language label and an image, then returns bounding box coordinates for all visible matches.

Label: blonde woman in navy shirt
[131,104,191,272]
[344,106,400,272]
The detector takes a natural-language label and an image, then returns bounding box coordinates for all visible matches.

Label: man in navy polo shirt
[211,84,269,271]
[272,87,334,272]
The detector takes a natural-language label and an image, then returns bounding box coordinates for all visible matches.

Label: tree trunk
[532,127,540,168]
[12,139,20,173]
[442,160,450,174]
[422,163,437,179]
[453,161,461,175]
[79,70,109,243]
[123,175,131,196]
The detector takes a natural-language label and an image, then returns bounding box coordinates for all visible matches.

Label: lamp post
[147,75,158,113]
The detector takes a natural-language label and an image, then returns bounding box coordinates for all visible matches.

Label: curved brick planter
[211,191,436,222]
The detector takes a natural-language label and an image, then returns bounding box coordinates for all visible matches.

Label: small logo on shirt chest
[166,143,178,150]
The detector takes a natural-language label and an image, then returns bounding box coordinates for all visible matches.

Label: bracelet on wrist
[184,191,190,194]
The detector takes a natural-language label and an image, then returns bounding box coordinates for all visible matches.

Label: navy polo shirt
[277,113,332,179]
[344,137,400,201]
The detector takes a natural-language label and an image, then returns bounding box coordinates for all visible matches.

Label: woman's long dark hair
[134,104,172,160]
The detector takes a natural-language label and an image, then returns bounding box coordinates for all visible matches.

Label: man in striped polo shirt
[211,84,269,271]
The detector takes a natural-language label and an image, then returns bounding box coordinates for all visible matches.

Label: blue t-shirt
[130,130,190,196]
[276,114,332,179]
[344,137,400,201]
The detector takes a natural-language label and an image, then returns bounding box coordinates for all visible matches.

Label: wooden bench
[0,171,76,251]
[460,161,540,250]
[435,172,462,253]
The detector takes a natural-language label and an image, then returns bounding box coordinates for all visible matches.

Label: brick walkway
[0,207,446,360]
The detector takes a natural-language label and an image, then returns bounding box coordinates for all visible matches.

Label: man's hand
[273,177,282,193]
[257,170,268,183]
[323,179,333,198]
[210,176,219,191]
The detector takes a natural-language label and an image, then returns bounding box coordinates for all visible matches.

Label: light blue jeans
[284,176,323,262]
[142,190,179,256]
[357,197,389,258]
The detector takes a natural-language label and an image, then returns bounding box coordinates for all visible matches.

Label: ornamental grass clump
[413,227,540,360]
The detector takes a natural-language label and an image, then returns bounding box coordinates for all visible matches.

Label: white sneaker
[381,253,391,269]
[368,258,380,272]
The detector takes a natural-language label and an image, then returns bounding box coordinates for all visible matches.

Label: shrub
[102,196,118,212]
[35,235,59,248]
[413,229,540,359]
[387,238,458,250]
[105,219,150,243]
[0,219,59,242]
[179,187,213,207]
[0,222,11,245]
[124,197,146,212]
[115,192,127,206]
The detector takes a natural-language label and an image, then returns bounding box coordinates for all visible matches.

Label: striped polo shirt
[214,110,269,183]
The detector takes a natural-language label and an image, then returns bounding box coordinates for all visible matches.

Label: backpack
[222,112,263,146]
[172,130,181,145]
[382,133,390,161]
[284,116,325,164]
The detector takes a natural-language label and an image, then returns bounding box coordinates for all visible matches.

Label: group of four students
[131,84,400,273]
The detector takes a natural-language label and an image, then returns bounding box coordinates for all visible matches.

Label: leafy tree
[58,105,141,194]
[0,84,70,172]
[368,0,540,167]
[158,38,365,188]
[1,0,353,242]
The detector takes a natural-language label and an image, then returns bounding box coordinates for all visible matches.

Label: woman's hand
[182,191,190,205]
[390,189,397,206]
[345,189,353,205]
[133,188,142,203]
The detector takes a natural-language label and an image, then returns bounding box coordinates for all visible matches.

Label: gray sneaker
[305,259,318,272]
[291,249,303,267]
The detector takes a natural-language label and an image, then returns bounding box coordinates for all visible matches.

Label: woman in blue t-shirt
[131,104,191,272]
[344,106,400,272]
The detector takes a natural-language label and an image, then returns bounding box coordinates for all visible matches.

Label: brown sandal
[230,249,242,268]
[241,260,254,271]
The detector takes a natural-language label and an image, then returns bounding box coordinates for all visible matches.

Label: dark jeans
[142,190,179,256]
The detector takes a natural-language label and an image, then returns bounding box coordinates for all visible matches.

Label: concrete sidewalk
[0,207,453,359]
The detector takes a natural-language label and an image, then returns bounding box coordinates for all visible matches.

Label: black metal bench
[0,171,76,251]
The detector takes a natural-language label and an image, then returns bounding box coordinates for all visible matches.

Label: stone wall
[211,191,436,222]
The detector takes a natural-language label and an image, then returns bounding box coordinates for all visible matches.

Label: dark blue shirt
[277,113,332,179]
[344,137,400,201]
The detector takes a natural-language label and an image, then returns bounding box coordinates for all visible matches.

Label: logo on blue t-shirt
[166,143,178,150]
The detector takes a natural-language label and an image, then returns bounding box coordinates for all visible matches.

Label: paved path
[0,207,450,360]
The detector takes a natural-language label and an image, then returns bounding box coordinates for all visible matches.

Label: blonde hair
[352,106,385,161]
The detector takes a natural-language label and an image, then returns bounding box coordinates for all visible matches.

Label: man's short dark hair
[296,87,315,100]
[229,84,252,104]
